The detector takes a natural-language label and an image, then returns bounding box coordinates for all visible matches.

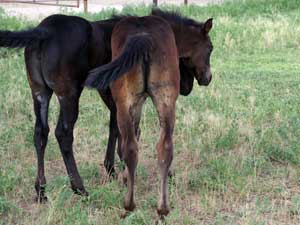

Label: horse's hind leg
[100,90,141,178]
[151,88,178,217]
[25,47,53,202]
[32,88,53,202]
[55,90,88,196]
[117,109,138,212]
[105,108,140,180]
[115,96,144,213]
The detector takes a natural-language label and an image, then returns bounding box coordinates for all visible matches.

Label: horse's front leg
[103,109,119,177]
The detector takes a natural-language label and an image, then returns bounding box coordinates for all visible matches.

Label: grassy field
[1,0,300,224]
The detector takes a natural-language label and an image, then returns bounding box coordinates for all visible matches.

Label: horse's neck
[92,20,114,34]
[168,23,188,58]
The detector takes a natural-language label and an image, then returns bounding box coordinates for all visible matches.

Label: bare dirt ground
[0,0,223,20]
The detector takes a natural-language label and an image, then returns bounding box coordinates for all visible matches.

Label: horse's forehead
[200,34,212,46]
[192,34,211,47]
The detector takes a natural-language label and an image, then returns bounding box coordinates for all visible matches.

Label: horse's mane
[109,8,203,28]
[151,8,203,28]
[109,14,129,22]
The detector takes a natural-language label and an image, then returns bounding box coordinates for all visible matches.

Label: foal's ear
[203,18,213,34]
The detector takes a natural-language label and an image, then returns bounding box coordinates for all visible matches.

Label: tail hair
[85,34,153,90]
[0,27,51,48]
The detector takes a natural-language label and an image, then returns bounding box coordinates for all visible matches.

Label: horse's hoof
[122,168,129,186]
[121,209,135,219]
[72,187,89,196]
[106,167,116,177]
[110,171,117,178]
[157,205,170,217]
[168,169,175,178]
[104,160,116,178]
[108,169,117,180]
[35,195,48,203]
[122,175,128,186]
[35,183,47,203]
[124,200,136,212]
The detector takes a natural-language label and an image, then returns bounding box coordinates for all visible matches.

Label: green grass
[1,0,300,224]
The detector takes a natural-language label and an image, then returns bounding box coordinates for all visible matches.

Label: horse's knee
[55,126,64,141]
[55,124,73,146]
[35,121,49,136]
[34,123,49,148]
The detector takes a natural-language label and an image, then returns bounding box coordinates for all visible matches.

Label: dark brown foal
[86,11,213,216]
[0,15,126,201]
[86,16,179,215]
[103,10,215,180]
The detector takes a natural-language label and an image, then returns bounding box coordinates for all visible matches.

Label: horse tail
[85,34,153,90]
[0,27,51,48]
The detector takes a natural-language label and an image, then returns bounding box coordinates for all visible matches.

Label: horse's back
[112,16,177,59]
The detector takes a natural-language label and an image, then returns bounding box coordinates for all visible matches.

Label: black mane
[109,9,203,28]
[151,8,203,28]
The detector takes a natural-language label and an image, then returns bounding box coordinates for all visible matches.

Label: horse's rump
[86,15,179,93]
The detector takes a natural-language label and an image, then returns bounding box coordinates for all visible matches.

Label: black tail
[0,27,51,48]
[85,34,153,90]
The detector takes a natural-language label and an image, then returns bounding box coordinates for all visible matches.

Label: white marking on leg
[37,95,42,102]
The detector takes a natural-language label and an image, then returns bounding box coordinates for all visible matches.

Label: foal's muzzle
[197,69,212,86]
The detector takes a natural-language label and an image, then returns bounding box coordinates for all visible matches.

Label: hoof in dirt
[104,160,117,179]
[121,202,136,219]
[122,175,128,186]
[35,195,48,203]
[72,187,89,197]
[121,169,128,186]
[157,205,170,218]
[108,169,118,180]
[167,169,175,178]
[124,200,136,212]
[121,210,131,219]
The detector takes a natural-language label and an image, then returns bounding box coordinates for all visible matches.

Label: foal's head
[151,10,213,87]
[181,18,213,86]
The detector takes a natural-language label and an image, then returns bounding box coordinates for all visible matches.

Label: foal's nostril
[208,74,212,83]
[204,71,212,85]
